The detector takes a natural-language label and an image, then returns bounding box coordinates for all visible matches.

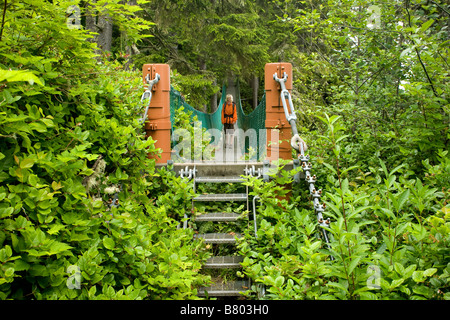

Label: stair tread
[195,176,244,183]
[198,280,250,297]
[194,193,247,201]
[194,212,241,222]
[195,232,242,243]
[204,255,244,268]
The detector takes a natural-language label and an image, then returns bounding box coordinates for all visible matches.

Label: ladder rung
[194,212,241,222]
[198,280,250,297]
[195,176,244,183]
[204,255,244,269]
[194,193,247,202]
[194,233,242,244]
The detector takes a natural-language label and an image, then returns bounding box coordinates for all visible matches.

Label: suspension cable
[274,72,333,249]
[140,73,161,124]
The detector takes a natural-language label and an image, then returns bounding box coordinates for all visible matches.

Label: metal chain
[140,73,161,124]
[273,72,332,248]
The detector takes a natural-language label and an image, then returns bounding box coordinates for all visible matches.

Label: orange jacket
[221,102,237,125]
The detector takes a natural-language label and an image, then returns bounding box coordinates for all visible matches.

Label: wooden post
[142,64,171,163]
[264,62,293,161]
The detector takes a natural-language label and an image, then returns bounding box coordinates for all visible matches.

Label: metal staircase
[170,161,298,298]
[191,169,250,298]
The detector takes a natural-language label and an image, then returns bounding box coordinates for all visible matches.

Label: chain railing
[140,73,160,124]
[273,72,333,248]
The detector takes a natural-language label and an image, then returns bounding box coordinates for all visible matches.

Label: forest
[0,0,448,301]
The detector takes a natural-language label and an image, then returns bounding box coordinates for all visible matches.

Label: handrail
[252,196,260,239]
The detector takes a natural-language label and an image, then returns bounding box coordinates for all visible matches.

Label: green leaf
[274,275,284,288]
[396,189,410,212]
[400,47,412,59]
[40,118,54,127]
[5,267,14,277]
[340,165,359,177]
[13,259,30,272]
[423,268,437,277]
[29,122,47,133]
[412,271,425,283]
[0,207,14,218]
[323,162,337,175]
[347,256,362,276]
[49,241,72,255]
[341,178,349,195]
[0,245,12,262]
[335,134,350,144]
[379,159,388,178]
[0,69,43,85]
[359,291,378,300]
[394,262,405,276]
[88,286,97,298]
[380,207,396,220]
[420,19,434,33]
[403,265,417,279]
[389,278,405,290]
[413,285,433,298]
[327,282,348,293]
[103,237,115,250]
[20,158,35,169]
[15,215,28,229]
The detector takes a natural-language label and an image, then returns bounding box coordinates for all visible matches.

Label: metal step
[194,233,242,244]
[204,255,244,269]
[194,212,241,222]
[198,280,250,297]
[195,176,244,183]
[194,193,247,202]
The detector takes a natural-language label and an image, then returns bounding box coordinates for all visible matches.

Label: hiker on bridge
[221,94,237,149]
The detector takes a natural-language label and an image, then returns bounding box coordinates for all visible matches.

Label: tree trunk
[226,75,237,103]
[85,1,113,54]
[211,79,218,112]
[97,13,113,52]
[199,60,208,112]
[252,75,259,109]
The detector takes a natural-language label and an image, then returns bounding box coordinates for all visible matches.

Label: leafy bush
[0,1,209,300]
[238,114,449,300]
[1,0,448,301]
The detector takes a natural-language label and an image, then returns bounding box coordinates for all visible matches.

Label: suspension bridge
[140,62,330,298]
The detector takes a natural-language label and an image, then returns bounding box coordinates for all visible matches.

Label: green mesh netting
[235,82,266,161]
[170,85,226,133]
[170,84,266,160]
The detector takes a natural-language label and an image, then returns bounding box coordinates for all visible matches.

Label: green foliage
[239,112,449,300]
[0,1,209,300]
[136,0,271,105]
[1,0,448,301]
[171,70,220,111]
[171,106,215,161]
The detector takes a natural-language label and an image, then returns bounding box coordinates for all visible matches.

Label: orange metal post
[142,64,172,163]
[264,63,293,161]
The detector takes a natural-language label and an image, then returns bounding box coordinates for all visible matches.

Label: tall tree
[291,0,449,168]
[82,0,152,58]
[85,0,113,53]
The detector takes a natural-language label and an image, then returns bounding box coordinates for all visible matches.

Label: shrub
[0,1,209,300]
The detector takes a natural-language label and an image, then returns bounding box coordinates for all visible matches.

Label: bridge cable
[273,72,333,254]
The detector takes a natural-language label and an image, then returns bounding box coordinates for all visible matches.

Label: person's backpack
[223,102,236,123]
